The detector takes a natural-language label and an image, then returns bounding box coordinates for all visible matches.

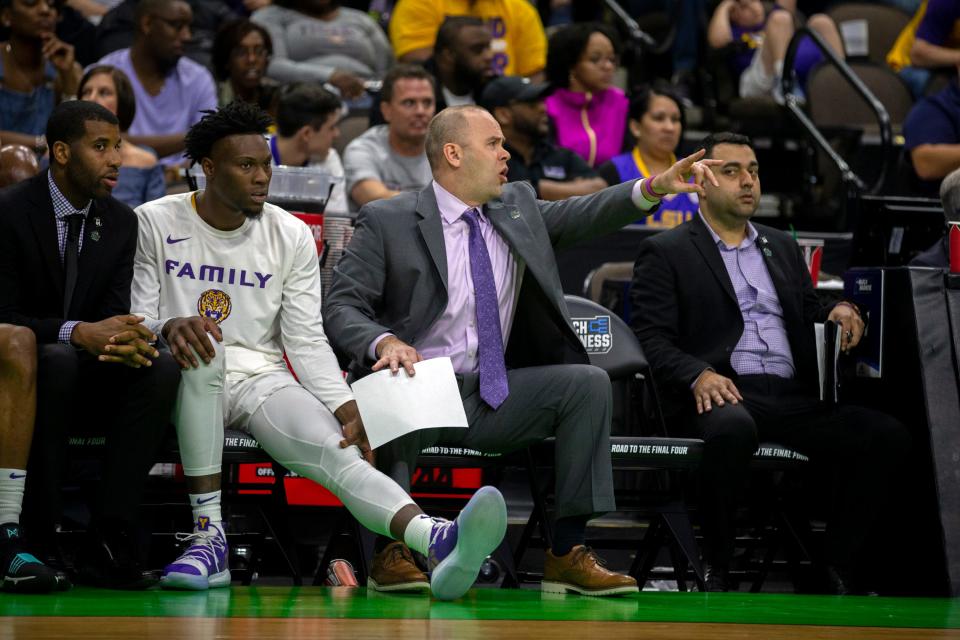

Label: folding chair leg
[668,541,688,591]
[661,508,705,586]
[491,537,520,588]
[268,462,302,586]
[513,449,554,574]
[631,518,666,585]
[313,512,372,586]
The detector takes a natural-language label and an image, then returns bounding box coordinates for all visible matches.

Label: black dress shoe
[703,563,731,592]
[74,526,158,590]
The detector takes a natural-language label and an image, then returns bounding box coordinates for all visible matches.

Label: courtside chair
[513,295,707,590]
[65,428,303,585]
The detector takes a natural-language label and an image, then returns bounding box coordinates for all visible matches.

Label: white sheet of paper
[351,357,468,450]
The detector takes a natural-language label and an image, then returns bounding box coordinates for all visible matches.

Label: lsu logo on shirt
[198,289,232,324]
[572,315,612,354]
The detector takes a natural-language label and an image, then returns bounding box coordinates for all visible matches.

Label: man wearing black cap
[481,76,606,201]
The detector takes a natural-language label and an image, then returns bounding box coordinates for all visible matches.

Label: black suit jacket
[0,171,138,344]
[630,215,831,416]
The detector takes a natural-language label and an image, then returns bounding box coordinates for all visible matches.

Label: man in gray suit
[324,105,717,596]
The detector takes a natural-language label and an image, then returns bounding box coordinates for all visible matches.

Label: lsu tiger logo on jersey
[198,289,232,324]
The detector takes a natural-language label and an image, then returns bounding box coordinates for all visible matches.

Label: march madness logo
[572,315,612,354]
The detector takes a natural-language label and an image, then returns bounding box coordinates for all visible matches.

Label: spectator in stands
[94,0,238,69]
[97,0,218,168]
[252,0,391,100]
[270,83,348,214]
[211,19,278,111]
[130,101,507,599]
[0,144,40,188]
[51,2,98,67]
[325,105,716,598]
[64,0,123,22]
[598,85,697,228]
[389,0,547,80]
[624,0,707,102]
[887,0,960,98]
[368,16,493,127]
[481,76,605,200]
[78,66,165,209]
[707,0,845,102]
[910,166,960,268]
[0,0,83,152]
[431,16,495,111]
[343,65,434,210]
[0,101,180,590]
[904,64,960,194]
[544,23,628,168]
[0,325,69,594]
[630,132,911,594]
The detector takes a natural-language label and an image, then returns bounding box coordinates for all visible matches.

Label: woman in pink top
[544,23,628,167]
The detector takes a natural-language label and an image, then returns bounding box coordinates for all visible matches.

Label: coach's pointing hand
[650,149,722,198]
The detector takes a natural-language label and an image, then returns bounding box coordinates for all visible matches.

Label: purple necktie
[462,208,509,409]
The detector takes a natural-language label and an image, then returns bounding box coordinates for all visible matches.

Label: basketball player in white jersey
[129,102,506,600]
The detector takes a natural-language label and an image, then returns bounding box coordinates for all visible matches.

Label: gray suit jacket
[323,179,649,379]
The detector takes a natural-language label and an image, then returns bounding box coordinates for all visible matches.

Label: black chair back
[564,294,648,381]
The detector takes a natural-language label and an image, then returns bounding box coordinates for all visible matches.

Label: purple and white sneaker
[428,486,507,600]
[160,518,230,591]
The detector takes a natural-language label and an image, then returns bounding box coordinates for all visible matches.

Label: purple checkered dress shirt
[700,212,795,379]
[49,172,91,344]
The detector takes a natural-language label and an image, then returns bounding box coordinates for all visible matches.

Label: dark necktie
[63,214,83,317]
[462,208,509,409]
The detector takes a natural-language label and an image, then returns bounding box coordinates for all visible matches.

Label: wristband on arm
[641,176,667,200]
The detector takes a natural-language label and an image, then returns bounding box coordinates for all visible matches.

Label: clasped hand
[72,314,158,368]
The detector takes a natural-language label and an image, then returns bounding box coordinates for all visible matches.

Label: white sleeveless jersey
[131,192,353,416]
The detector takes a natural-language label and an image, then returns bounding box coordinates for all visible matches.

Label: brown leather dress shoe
[367,541,429,593]
[542,545,639,596]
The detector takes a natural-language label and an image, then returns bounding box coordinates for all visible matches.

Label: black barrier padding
[845,267,960,596]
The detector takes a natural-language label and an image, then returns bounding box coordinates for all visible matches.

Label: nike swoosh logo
[8,473,25,479]
[197,496,217,505]
[166,235,190,244]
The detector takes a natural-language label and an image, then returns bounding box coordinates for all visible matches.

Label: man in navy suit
[631,132,911,593]
[0,101,180,590]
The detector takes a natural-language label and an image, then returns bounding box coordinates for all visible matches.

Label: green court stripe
[1,587,958,629]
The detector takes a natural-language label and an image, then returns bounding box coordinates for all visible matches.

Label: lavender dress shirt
[699,212,796,379]
[370,179,659,372]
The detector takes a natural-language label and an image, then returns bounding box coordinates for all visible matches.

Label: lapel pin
[91,231,101,242]
[763,247,772,257]
[509,209,520,219]
[94,217,102,227]
[760,236,768,244]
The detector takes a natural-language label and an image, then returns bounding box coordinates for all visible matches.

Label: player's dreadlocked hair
[184,101,273,165]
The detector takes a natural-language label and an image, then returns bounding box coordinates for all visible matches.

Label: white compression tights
[174,340,415,537]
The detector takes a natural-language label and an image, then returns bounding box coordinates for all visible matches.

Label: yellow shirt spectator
[887,0,960,72]
[389,0,547,77]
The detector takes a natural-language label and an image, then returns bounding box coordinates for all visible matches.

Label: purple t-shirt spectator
[904,80,960,151]
[915,0,960,46]
[96,48,217,166]
[730,6,823,87]
[903,79,960,191]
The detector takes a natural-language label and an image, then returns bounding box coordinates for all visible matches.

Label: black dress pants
[687,374,911,570]
[22,344,180,533]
